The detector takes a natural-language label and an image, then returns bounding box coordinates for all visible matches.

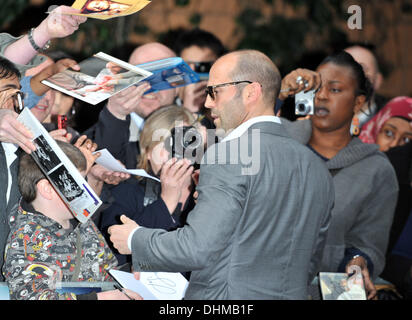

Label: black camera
[193,61,213,74]
[165,126,203,170]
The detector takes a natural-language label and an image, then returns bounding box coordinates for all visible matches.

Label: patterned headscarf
[359,96,412,144]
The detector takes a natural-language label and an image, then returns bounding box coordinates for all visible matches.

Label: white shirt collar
[1,142,18,205]
[221,115,281,143]
[2,142,18,158]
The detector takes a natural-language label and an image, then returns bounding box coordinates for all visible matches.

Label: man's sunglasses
[205,81,252,101]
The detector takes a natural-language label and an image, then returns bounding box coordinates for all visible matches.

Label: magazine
[42,52,152,105]
[70,0,151,20]
[17,108,102,224]
[319,269,367,300]
[137,57,200,93]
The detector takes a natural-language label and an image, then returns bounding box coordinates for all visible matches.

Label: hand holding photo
[42,52,152,105]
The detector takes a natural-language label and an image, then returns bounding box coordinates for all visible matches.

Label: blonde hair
[138,105,197,173]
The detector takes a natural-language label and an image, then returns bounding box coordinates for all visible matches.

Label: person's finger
[168,159,186,177]
[123,289,143,300]
[60,14,79,29]
[120,214,133,225]
[160,157,177,178]
[74,134,87,148]
[362,271,377,300]
[174,160,193,180]
[49,128,67,138]
[57,58,80,72]
[135,82,151,96]
[5,125,35,152]
[90,142,98,152]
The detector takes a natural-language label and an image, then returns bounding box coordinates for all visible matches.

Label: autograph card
[109,269,188,300]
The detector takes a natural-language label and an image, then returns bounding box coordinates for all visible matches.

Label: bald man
[84,42,178,169]
[345,45,386,129]
[108,50,334,300]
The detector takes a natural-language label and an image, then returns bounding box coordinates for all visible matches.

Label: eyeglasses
[11,91,24,114]
[205,81,252,101]
[0,89,24,114]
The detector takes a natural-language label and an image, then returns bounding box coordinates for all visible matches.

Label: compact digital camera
[165,126,203,170]
[295,89,315,116]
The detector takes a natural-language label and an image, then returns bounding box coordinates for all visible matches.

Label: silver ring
[296,76,303,84]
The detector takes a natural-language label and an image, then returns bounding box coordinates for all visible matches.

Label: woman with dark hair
[279,51,398,299]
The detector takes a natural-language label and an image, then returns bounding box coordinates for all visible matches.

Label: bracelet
[28,28,51,52]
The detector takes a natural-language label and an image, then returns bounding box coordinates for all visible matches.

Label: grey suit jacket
[131,121,335,299]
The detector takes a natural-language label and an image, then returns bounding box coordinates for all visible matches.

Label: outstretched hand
[31,59,80,97]
[108,215,139,255]
[106,82,151,120]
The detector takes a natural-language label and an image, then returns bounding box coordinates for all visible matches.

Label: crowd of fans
[0,5,410,300]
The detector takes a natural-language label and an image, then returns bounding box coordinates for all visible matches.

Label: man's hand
[346,256,377,300]
[279,68,321,101]
[36,6,87,41]
[108,215,139,255]
[30,59,80,96]
[0,109,35,153]
[106,82,151,120]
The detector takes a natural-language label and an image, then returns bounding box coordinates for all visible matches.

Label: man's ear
[36,179,54,201]
[243,82,262,105]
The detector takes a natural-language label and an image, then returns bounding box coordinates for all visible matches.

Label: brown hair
[137,105,196,173]
[18,140,87,203]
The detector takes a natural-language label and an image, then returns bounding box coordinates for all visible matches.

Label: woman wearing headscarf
[359,97,412,299]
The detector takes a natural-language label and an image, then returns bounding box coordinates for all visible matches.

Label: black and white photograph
[48,165,85,202]
[31,135,62,173]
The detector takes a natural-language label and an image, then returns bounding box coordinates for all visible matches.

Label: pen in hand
[114,284,136,300]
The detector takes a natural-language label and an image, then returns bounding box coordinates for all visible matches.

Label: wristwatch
[28,28,51,52]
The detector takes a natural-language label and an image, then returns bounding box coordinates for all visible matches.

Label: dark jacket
[83,105,139,169]
[100,178,194,266]
[0,145,21,281]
